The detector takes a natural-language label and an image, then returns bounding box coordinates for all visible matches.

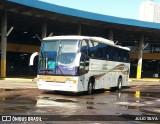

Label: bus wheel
[117,77,122,91]
[87,80,94,95]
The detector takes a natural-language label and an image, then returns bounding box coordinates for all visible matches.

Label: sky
[39,0,160,20]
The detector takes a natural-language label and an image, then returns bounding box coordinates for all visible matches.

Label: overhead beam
[42,20,47,39]
[77,24,81,35]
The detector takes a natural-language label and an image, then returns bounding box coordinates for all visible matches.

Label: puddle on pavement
[0,106,31,114]
[87,106,95,109]
[140,107,160,114]
[86,101,94,105]
[0,89,23,92]
[38,96,78,103]
[97,102,107,105]
[140,92,160,98]
[0,88,159,115]
[54,99,78,103]
[127,106,140,110]
[81,97,94,99]
[0,95,36,104]
[0,95,37,114]
[36,96,80,109]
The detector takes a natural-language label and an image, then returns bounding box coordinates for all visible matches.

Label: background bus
[35,35,130,94]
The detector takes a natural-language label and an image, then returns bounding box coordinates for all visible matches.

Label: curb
[129,79,160,82]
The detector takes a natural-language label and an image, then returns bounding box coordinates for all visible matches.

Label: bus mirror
[29,52,39,66]
[75,52,81,67]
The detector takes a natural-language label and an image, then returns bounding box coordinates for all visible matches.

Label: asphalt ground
[0,78,159,123]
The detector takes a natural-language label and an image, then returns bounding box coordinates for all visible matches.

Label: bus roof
[43,35,130,51]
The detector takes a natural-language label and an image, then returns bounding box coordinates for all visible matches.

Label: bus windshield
[38,39,79,75]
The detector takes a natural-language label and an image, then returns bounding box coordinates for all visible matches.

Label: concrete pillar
[77,24,81,35]
[1,11,7,79]
[136,34,144,79]
[108,29,113,41]
[41,20,47,39]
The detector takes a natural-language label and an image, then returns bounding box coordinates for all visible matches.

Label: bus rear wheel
[87,80,94,95]
[117,77,122,91]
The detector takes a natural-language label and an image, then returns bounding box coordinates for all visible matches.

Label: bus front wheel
[87,80,94,95]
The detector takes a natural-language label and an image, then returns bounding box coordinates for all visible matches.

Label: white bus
[36,35,130,94]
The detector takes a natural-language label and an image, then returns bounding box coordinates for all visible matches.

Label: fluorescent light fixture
[20,54,27,56]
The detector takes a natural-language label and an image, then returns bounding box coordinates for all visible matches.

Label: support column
[108,29,113,41]
[1,11,7,79]
[41,20,47,39]
[136,34,144,79]
[77,24,81,35]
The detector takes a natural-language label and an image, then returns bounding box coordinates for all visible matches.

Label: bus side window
[126,52,130,62]
[98,43,105,59]
[120,52,124,62]
[114,48,118,61]
[124,51,130,62]
[92,41,99,58]
[108,46,114,61]
[79,53,89,74]
[88,40,94,58]
[105,46,109,59]
[81,40,88,55]
[121,51,126,62]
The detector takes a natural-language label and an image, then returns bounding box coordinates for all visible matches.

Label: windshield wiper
[54,40,66,77]
[56,63,66,77]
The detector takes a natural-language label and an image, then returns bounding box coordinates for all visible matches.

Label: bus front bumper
[37,80,78,92]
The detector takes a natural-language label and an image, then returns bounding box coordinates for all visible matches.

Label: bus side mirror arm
[29,52,39,66]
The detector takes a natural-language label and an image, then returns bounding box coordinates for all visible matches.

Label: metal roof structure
[6,0,160,29]
[0,0,159,78]
[0,0,160,44]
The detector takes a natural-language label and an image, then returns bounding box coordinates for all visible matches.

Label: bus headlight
[38,78,45,82]
[72,80,77,84]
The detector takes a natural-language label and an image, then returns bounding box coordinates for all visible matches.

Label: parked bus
[34,35,130,94]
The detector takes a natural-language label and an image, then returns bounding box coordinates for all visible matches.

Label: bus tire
[117,77,122,91]
[87,80,94,95]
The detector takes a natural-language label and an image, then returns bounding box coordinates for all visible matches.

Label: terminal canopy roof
[0,0,160,43]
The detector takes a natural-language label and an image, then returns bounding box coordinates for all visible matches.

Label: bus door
[79,40,89,85]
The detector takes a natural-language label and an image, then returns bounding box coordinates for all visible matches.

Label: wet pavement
[0,83,159,123]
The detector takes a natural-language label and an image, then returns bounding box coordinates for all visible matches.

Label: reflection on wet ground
[0,87,159,122]
[0,89,23,92]
[0,96,36,114]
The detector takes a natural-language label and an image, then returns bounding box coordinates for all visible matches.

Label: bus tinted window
[81,40,88,55]
[90,40,107,59]
[124,51,130,62]
[88,40,94,58]
[82,39,130,63]
[89,40,98,58]
[114,48,118,61]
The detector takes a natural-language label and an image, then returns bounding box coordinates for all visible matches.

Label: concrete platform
[0,77,37,89]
